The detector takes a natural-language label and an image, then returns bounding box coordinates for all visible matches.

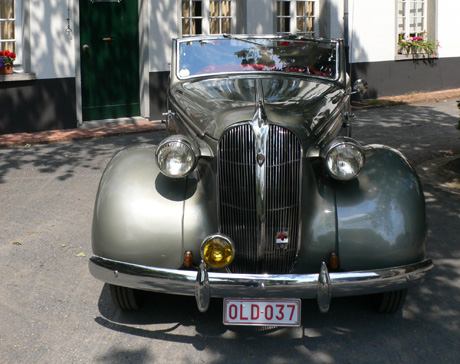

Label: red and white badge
[275,231,289,249]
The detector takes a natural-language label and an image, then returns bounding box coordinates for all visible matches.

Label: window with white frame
[276,0,315,36]
[209,1,231,34]
[181,0,203,36]
[1,0,22,69]
[0,0,15,52]
[397,0,438,56]
[181,0,233,36]
[397,0,426,36]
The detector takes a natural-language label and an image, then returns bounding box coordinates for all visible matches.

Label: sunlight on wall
[30,0,75,79]
[437,1,460,58]
[150,0,177,73]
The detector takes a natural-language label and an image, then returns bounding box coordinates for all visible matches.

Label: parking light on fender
[201,234,235,269]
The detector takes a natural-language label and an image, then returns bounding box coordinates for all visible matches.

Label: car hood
[169,75,345,142]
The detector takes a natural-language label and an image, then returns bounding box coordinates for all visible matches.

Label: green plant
[398,31,440,56]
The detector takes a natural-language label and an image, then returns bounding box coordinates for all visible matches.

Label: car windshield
[177,37,338,80]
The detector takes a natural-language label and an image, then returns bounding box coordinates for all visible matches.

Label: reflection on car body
[89,35,433,327]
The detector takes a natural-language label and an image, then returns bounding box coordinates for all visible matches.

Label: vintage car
[89,35,433,326]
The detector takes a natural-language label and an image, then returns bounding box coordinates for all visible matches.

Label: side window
[276,0,316,36]
[397,0,438,57]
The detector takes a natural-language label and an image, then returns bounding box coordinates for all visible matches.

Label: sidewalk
[0,88,459,148]
[0,120,166,147]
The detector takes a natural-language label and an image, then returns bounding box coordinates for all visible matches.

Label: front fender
[336,145,427,270]
[92,145,215,268]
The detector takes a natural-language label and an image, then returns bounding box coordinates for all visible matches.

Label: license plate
[223,299,301,327]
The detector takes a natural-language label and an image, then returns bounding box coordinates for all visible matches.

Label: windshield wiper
[222,34,265,47]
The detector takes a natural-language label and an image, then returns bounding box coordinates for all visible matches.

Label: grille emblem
[257,153,265,166]
[276,231,289,249]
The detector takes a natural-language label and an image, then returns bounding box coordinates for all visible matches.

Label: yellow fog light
[201,234,235,269]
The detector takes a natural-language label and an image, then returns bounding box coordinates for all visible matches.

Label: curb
[0,121,166,148]
[352,88,460,110]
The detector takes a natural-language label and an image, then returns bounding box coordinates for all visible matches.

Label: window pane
[181,1,190,17]
[398,1,405,16]
[297,1,305,16]
[296,17,305,33]
[282,17,290,32]
[277,1,290,16]
[194,19,202,34]
[307,17,314,33]
[182,18,191,35]
[221,1,231,17]
[193,1,202,16]
[223,19,231,33]
[210,1,218,17]
[210,18,219,34]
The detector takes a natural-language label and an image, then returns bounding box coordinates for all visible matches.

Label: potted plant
[398,31,440,57]
[0,50,16,74]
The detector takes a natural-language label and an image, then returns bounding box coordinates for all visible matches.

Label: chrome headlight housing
[156,136,198,178]
[321,137,365,181]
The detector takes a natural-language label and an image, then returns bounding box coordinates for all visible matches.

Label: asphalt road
[1,100,459,364]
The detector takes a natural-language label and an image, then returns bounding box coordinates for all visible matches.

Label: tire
[372,289,408,314]
[109,284,140,311]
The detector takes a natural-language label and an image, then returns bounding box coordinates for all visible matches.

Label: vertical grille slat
[218,124,302,274]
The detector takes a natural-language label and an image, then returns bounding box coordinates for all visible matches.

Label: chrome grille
[218,124,302,274]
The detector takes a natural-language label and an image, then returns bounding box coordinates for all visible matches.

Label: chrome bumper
[89,255,433,313]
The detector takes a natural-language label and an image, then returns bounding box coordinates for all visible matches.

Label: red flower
[0,52,4,56]
[9,53,16,59]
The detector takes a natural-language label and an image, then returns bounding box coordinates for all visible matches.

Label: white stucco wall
[346,0,396,63]
[437,0,460,58]
[246,0,274,34]
[330,0,460,63]
[29,0,75,79]
[26,0,460,79]
[149,0,178,72]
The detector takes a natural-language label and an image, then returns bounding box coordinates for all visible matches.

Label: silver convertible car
[89,35,433,327]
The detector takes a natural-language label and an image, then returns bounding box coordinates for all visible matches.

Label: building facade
[0,0,459,134]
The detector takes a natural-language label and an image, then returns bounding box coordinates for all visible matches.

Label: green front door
[80,0,140,121]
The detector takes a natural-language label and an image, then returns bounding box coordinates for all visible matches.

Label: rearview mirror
[353,79,368,95]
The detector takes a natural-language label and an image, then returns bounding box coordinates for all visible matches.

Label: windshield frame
[174,35,342,82]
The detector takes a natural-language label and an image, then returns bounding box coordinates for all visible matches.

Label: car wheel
[109,284,140,311]
[372,289,408,314]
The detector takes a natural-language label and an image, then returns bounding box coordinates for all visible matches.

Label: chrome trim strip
[90,255,433,299]
[251,79,269,265]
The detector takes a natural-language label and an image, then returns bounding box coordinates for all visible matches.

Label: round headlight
[156,137,197,178]
[322,137,365,181]
[201,234,235,269]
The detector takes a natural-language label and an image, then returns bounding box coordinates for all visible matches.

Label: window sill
[0,72,37,82]
[395,53,438,61]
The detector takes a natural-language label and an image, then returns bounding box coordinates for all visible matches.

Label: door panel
[80,0,140,121]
